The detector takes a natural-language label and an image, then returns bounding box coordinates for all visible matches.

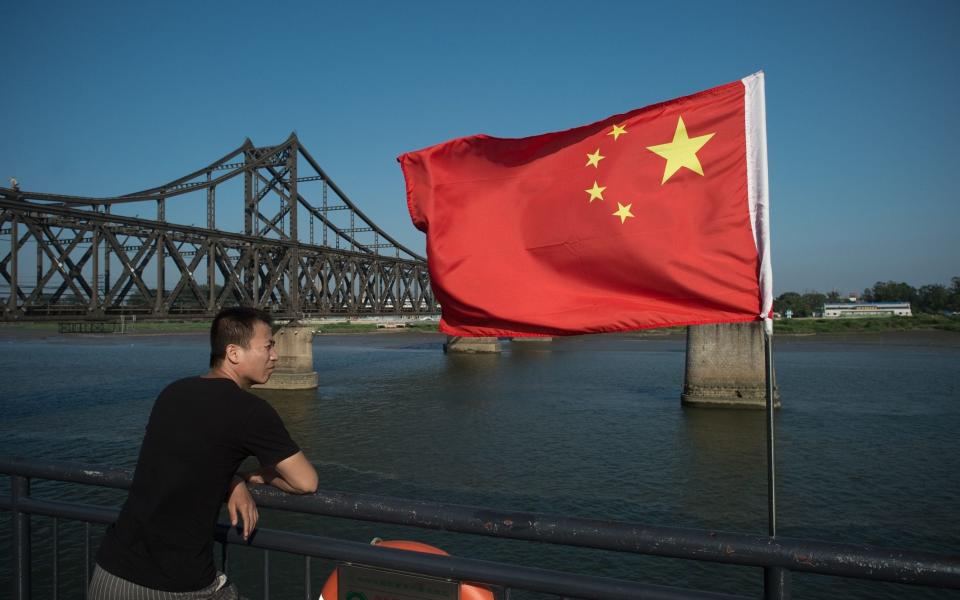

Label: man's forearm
[242,467,309,494]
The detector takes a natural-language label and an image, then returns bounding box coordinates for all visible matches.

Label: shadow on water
[249,388,323,441]
[504,345,555,368]
[678,407,772,531]
[250,387,319,404]
[442,351,501,376]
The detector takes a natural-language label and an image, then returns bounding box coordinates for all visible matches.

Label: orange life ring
[319,538,494,600]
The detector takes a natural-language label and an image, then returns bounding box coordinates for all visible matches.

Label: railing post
[12,474,31,600]
[764,567,790,599]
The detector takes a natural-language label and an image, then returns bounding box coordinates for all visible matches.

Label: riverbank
[0,319,441,339]
[1,314,957,340]
[773,314,960,334]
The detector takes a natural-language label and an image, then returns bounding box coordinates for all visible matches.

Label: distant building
[822,302,912,318]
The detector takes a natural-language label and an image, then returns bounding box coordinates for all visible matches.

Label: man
[89,307,318,599]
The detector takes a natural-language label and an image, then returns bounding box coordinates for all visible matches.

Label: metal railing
[2,457,959,599]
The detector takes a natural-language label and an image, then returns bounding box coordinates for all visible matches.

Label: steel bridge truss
[0,134,434,320]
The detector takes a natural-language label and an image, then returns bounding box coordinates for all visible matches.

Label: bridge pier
[444,336,500,353]
[512,337,553,344]
[681,322,779,409]
[254,325,319,390]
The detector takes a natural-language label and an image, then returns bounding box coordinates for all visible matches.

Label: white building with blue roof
[822,302,912,318]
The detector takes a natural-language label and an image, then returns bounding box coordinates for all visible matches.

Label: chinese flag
[399,73,772,337]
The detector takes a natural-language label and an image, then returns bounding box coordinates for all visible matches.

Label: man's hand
[226,478,258,541]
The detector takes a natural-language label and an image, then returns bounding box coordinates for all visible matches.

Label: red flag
[399,73,772,337]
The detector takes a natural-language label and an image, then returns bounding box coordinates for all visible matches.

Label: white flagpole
[764,329,777,537]
[743,71,787,598]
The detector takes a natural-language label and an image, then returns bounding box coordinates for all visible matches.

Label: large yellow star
[585,181,606,202]
[646,116,715,184]
[613,202,634,224]
[608,123,627,141]
[585,148,605,168]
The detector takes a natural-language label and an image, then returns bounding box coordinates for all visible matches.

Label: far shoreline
[1,318,958,346]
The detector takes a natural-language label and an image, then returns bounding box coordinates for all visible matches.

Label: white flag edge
[742,71,773,336]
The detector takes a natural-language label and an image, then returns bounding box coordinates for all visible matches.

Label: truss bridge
[0,134,434,321]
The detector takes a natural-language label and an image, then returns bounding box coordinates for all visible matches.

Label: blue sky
[1,0,957,295]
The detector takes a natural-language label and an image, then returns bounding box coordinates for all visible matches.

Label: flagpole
[764,328,776,536]
[763,326,789,599]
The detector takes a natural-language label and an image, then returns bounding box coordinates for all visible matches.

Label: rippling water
[1,330,958,599]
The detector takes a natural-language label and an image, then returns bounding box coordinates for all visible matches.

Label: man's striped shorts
[88,564,240,600]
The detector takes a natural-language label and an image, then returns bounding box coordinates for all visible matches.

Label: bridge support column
[681,322,779,409]
[444,336,500,354]
[255,325,318,390]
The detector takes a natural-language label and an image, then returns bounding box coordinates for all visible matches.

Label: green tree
[774,292,802,316]
[869,281,916,307]
[800,292,827,317]
[124,287,156,307]
[170,284,224,309]
[916,284,949,314]
[948,277,960,312]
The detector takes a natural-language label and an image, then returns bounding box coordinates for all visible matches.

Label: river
[1,329,958,599]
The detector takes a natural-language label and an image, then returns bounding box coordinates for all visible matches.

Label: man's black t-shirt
[97,377,300,591]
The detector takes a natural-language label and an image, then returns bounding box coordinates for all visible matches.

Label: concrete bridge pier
[255,325,319,390]
[444,336,501,353]
[681,322,780,409]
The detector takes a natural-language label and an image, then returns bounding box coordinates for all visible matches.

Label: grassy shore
[312,321,440,333]
[773,314,960,334]
[2,315,957,336]
[0,319,440,335]
[0,320,211,334]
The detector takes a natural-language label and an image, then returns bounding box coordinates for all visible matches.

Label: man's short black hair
[210,307,273,367]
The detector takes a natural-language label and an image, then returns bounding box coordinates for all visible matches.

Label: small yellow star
[608,123,627,141]
[613,202,634,224]
[646,116,715,184]
[585,148,605,168]
[585,181,606,202]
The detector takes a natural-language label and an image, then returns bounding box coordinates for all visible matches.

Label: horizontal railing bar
[225,489,960,589]
[0,496,746,600]
[0,457,132,489]
[212,526,750,600]
[3,457,959,589]
[0,497,116,524]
